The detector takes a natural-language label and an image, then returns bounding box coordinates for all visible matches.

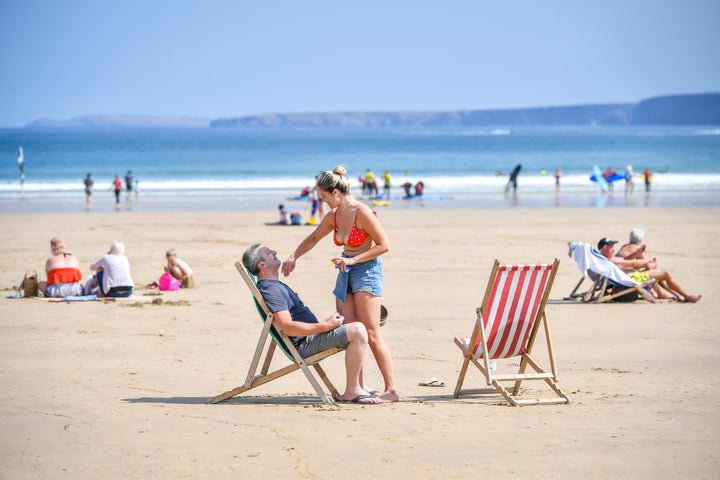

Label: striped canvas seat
[453,259,570,406]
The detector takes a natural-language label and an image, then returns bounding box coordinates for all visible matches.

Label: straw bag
[19,271,39,297]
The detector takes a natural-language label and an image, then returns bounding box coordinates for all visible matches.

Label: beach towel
[568,241,636,287]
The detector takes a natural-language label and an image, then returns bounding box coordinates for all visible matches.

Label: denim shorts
[332,256,384,303]
[296,324,349,358]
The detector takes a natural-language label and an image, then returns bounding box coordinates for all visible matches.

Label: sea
[1,125,719,213]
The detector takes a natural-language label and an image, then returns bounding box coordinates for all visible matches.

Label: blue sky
[0,0,718,127]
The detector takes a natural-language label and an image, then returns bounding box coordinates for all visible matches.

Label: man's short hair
[242,243,262,275]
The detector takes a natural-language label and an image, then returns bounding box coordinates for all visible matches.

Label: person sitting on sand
[597,237,701,303]
[164,249,195,288]
[86,241,135,298]
[38,237,85,297]
[242,242,382,404]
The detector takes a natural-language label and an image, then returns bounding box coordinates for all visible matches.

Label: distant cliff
[631,93,720,125]
[25,93,720,129]
[26,114,209,129]
[209,104,634,128]
[211,93,720,128]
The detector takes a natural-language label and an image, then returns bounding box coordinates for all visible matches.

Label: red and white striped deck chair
[453,259,570,406]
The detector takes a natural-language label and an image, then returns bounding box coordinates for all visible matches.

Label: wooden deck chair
[453,259,570,406]
[207,262,343,405]
[565,241,656,304]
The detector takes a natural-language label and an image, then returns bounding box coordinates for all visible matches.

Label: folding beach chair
[207,262,343,405]
[453,259,570,406]
[565,242,656,304]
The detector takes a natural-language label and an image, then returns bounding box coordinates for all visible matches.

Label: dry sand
[1,207,718,479]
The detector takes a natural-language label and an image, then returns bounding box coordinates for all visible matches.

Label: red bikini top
[47,267,82,285]
[333,209,376,248]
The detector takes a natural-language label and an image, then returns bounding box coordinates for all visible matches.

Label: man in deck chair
[597,237,702,303]
[242,243,383,404]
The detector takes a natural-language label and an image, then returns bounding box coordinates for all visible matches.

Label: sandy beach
[1,206,718,479]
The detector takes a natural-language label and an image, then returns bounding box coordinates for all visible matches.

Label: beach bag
[610,286,640,302]
[158,272,181,291]
[20,270,39,297]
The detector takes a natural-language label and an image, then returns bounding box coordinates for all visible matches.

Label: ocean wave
[2,173,719,196]
[696,128,720,135]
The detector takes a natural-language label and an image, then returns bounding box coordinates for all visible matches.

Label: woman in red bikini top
[282,166,389,274]
[281,165,399,402]
[38,237,84,296]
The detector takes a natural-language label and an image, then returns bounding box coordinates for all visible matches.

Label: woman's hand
[281,258,296,277]
[332,257,354,272]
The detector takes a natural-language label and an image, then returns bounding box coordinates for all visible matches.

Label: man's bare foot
[683,294,702,303]
[378,390,399,402]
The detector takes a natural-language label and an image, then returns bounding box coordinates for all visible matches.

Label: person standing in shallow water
[84,173,94,207]
[281,165,399,402]
[112,175,122,204]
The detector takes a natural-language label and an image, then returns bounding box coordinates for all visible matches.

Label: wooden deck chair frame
[453,259,570,406]
[207,262,342,405]
[567,269,656,304]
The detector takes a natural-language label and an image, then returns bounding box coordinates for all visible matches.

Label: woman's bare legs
[339,292,399,402]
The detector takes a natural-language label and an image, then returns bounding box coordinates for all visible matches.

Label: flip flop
[418,377,445,387]
[337,394,383,405]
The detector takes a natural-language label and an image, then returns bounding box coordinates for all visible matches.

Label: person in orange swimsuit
[282,165,398,402]
[38,237,85,297]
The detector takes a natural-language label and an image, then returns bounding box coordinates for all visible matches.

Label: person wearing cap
[597,237,701,303]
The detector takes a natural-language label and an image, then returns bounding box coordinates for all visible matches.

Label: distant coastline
[23,93,720,129]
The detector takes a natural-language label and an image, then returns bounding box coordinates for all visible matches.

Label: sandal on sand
[418,377,445,387]
[337,394,383,405]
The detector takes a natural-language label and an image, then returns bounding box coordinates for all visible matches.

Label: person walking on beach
[282,165,399,402]
[83,173,94,207]
[505,164,521,194]
[625,165,635,195]
[364,168,376,196]
[554,169,562,190]
[112,175,122,204]
[124,170,134,199]
[383,170,392,199]
[244,243,382,404]
[643,169,652,192]
[17,146,24,174]
[17,146,25,188]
